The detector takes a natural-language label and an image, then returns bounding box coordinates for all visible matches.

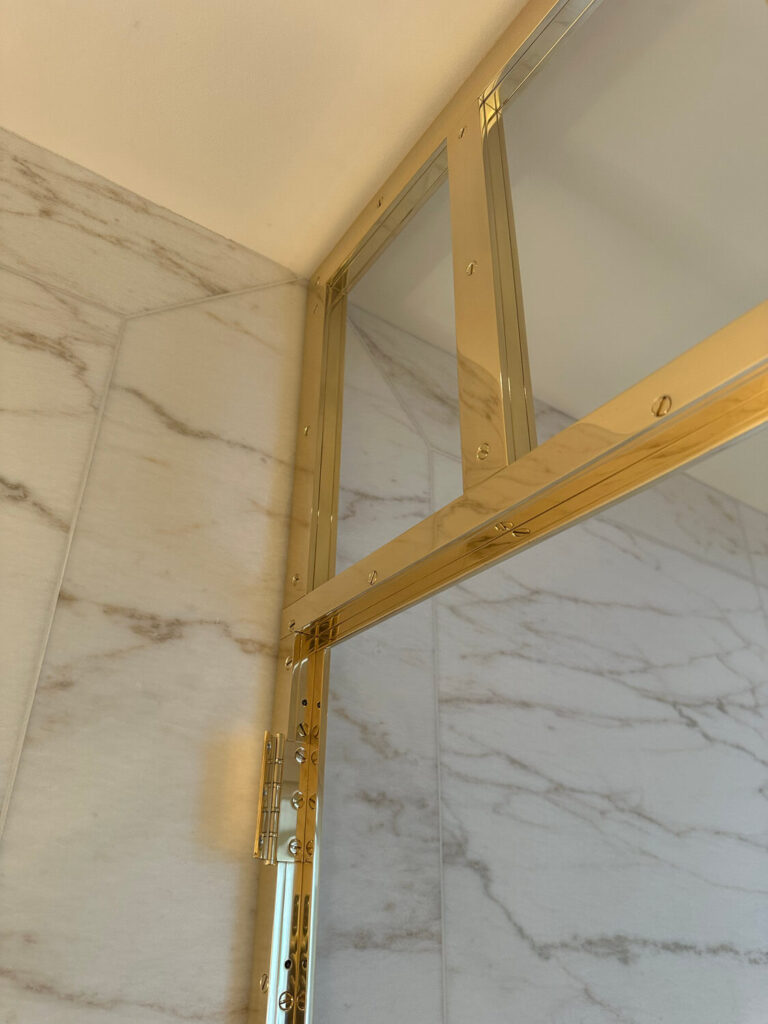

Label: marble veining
[0,127,306,1023]
[321,302,768,1022]
[0,129,294,315]
[0,282,306,1023]
[0,266,120,813]
[336,305,462,571]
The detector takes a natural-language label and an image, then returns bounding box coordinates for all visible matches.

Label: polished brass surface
[282,301,768,646]
[448,92,535,487]
[252,0,767,1016]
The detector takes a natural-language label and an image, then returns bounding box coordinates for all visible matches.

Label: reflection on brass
[250,0,766,1017]
[287,838,302,858]
[284,302,768,647]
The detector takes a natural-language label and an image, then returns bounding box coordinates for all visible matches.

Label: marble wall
[0,128,305,1022]
[316,306,768,1023]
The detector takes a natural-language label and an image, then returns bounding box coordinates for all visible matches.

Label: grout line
[428,448,450,1024]
[0,260,123,317]
[348,301,457,361]
[123,275,305,320]
[0,317,127,842]
[0,261,304,323]
[429,567,450,1024]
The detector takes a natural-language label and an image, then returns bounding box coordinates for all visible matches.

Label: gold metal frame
[251,0,768,1019]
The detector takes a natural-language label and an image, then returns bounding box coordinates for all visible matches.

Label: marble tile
[347,306,462,463]
[0,129,294,315]
[0,268,120,810]
[430,450,463,513]
[0,282,306,1023]
[336,317,432,572]
[436,508,768,1023]
[314,600,443,1024]
[740,502,768,589]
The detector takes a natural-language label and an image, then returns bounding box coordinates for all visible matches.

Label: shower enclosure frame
[250,0,768,1019]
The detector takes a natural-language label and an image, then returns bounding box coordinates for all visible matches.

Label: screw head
[291,790,305,809]
[368,569,378,585]
[288,837,302,857]
[458,125,466,139]
[311,724,320,740]
[651,394,673,417]
[291,573,301,585]
[308,794,317,810]
[259,973,269,993]
[476,442,490,461]
[310,750,319,766]
[296,722,308,739]
[376,195,384,208]
[278,992,294,1011]
[465,261,477,276]
[305,840,314,857]
[284,656,293,669]
[303,425,310,436]
[295,746,307,764]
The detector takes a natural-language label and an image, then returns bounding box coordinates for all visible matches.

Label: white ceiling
[0,0,526,276]
[1,0,765,509]
[352,0,768,512]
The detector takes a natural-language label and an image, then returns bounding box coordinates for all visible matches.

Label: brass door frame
[251,0,768,1019]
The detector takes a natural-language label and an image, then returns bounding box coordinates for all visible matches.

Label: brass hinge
[254,730,302,864]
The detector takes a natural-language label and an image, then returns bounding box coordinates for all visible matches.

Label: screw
[305,840,314,857]
[368,569,378,585]
[291,791,305,809]
[297,992,307,1011]
[301,957,308,970]
[303,425,310,436]
[288,837,302,857]
[291,573,301,585]
[297,722,308,739]
[376,195,384,208]
[308,795,317,810]
[259,973,269,993]
[278,992,294,1011]
[466,261,477,276]
[311,724,320,740]
[651,394,673,417]
[285,656,293,669]
[458,125,466,139]
[476,442,490,461]
[295,746,307,764]
[288,620,296,632]
[310,750,319,766]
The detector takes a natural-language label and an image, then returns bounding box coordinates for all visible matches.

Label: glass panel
[335,175,461,574]
[314,424,768,1022]
[501,0,768,444]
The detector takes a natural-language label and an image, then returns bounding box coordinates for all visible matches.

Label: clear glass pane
[335,176,461,574]
[502,0,768,444]
[314,424,768,1022]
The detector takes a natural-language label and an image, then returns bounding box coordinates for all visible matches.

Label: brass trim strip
[448,94,535,486]
[283,301,768,644]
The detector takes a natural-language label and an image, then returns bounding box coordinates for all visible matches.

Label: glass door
[314,425,768,1022]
